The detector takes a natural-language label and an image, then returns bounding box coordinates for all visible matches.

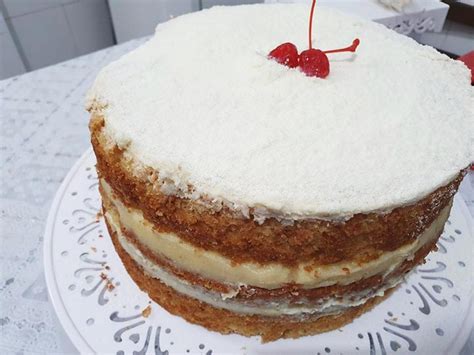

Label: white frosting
[87,4,473,219]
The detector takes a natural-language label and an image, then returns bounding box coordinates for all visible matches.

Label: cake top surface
[87,4,473,220]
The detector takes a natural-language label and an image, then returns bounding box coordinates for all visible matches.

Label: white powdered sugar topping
[87,4,474,220]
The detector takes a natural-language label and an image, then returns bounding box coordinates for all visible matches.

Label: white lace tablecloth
[0,38,473,355]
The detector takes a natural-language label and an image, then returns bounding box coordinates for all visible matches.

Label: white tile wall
[109,0,201,43]
[10,6,77,70]
[0,13,26,78]
[108,0,264,43]
[3,0,68,18]
[64,0,115,55]
[0,0,114,79]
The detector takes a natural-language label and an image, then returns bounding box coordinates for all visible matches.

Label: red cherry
[268,42,299,68]
[267,0,360,78]
[299,49,329,78]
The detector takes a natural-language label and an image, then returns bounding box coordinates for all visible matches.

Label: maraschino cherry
[299,49,329,78]
[268,42,299,68]
[268,0,361,78]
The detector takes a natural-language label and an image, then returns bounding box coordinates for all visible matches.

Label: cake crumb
[142,305,152,318]
[96,210,103,221]
[91,247,97,252]
[99,272,115,291]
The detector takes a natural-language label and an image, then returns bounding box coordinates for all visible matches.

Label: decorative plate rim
[447,191,474,354]
[44,148,474,354]
[44,148,95,354]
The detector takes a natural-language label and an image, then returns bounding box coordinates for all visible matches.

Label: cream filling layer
[110,213,408,317]
[101,180,451,289]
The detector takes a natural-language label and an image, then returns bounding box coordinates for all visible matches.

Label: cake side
[91,112,455,315]
[106,217,398,342]
[101,184,447,298]
[100,184,445,341]
[91,113,461,267]
[99,171,448,341]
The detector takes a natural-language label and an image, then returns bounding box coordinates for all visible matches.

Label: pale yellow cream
[102,180,451,289]
[111,218,407,316]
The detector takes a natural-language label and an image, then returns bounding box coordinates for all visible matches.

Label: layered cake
[87,4,473,342]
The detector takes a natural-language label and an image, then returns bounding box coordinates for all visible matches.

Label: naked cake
[86,4,473,342]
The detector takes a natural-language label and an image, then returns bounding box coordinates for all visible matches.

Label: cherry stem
[324,38,361,54]
[308,0,317,49]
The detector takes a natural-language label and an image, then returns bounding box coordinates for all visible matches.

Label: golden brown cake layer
[106,215,420,342]
[103,198,440,340]
[101,178,449,291]
[105,201,439,300]
[91,113,461,267]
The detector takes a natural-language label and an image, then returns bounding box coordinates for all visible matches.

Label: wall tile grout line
[0,0,31,71]
[60,4,80,57]
[1,1,63,20]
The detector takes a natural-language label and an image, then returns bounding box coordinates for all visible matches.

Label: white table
[1,35,472,355]
[266,0,449,36]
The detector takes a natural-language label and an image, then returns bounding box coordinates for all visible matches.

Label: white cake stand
[44,149,473,354]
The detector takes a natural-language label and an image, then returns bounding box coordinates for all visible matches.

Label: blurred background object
[378,0,413,11]
[458,50,474,83]
[0,0,473,80]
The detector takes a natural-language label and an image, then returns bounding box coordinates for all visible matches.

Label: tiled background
[0,0,115,79]
[1,0,473,80]
[109,0,262,43]
[0,0,264,80]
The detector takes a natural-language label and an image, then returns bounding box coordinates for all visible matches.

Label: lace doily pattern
[0,39,146,354]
